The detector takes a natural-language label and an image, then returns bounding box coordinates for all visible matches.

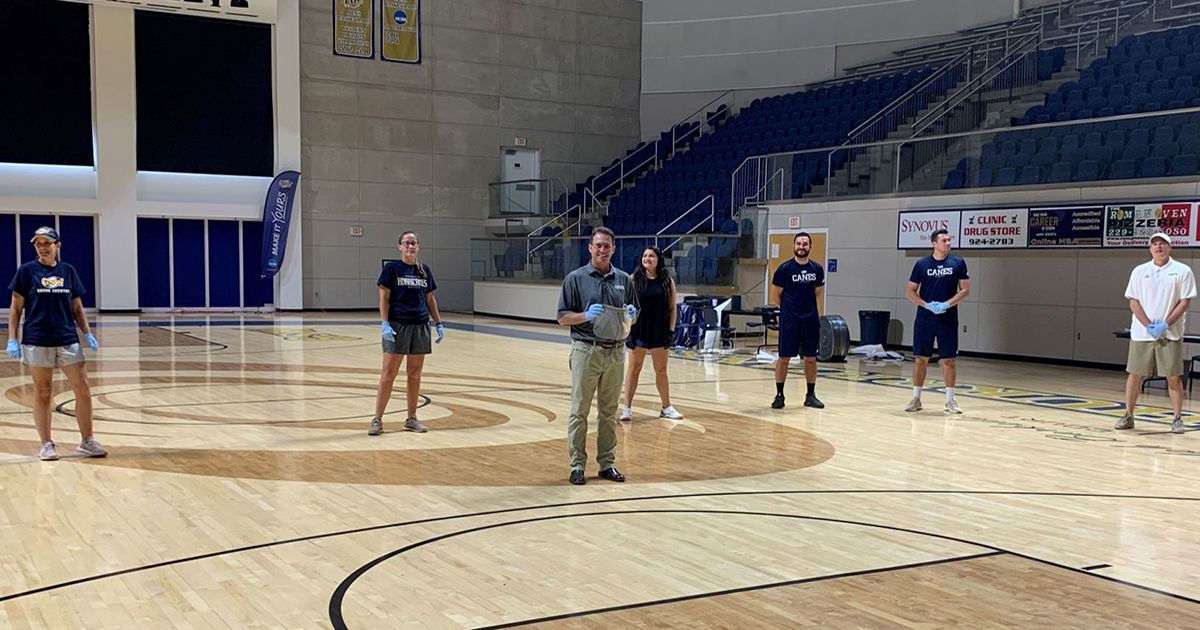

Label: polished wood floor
[0,313,1197,629]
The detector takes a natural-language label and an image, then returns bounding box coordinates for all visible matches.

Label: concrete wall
[640,0,1017,138]
[770,180,1200,366]
[299,0,643,311]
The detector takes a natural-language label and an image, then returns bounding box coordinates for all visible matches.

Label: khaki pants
[568,341,625,471]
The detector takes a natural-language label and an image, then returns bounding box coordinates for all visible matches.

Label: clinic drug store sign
[898,200,1200,249]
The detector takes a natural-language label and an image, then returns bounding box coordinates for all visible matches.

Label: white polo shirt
[1125,257,1197,341]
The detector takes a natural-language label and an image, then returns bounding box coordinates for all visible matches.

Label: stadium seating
[947,27,1200,188]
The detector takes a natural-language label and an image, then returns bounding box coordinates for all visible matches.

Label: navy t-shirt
[378,261,437,324]
[772,259,825,320]
[909,255,969,320]
[8,260,85,347]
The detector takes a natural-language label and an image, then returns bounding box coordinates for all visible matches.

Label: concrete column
[276,0,304,310]
[91,5,139,310]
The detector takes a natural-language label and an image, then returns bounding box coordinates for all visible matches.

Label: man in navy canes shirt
[770,232,826,410]
[905,228,971,414]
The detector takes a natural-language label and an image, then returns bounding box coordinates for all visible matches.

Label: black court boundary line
[475,551,1005,629]
[1084,563,1113,571]
[327,508,1200,630]
[3,489,1200,606]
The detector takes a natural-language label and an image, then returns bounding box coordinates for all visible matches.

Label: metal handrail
[1119,0,1158,39]
[583,93,735,217]
[526,216,581,260]
[489,176,570,216]
[842,48,972,145]
[725,104,1200,207]
[672,90,735,148]
[844,0,1077,76]
[657,194,716,236]
[910,28,1044,137]
[658,196,717,252]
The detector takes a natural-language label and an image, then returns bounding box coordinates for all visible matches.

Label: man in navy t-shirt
[905,228,971,414]
[770,232,826,410]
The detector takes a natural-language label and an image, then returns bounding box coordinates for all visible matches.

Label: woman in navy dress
[620,246,682,421]
[6,226,103,461]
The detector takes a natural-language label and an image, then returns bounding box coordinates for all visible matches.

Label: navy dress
[629,275,672,349]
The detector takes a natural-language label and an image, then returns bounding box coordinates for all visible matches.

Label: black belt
[576,339,622,348]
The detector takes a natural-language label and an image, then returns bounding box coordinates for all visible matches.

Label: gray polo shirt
[557,262,639,342]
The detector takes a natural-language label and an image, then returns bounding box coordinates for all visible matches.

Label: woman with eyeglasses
[369,231,444,436]
[6,226,104,461]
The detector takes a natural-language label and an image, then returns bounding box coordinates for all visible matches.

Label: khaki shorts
[1127,339,1184,377]
[22,343,85,369]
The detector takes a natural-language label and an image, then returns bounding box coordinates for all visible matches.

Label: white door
[501,149,541,214]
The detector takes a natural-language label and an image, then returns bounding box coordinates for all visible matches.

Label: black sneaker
[804,394,825,409]
[569,469,586,485]
[771,394,785,409]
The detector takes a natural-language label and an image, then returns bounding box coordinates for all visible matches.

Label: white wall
[0,3,302,310]
[771,179,1200,365]
[640,0,1017,136]
[473,282,562,321]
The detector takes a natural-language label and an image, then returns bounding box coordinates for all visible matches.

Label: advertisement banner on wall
[1028,206,1104,247]
[897,211,960,249]
[333,0,375,59]
[381,0,421,63]
[959,208,1029,248]
[1103,202,1195,247]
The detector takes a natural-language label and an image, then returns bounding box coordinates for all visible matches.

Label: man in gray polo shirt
[557,227,639,485]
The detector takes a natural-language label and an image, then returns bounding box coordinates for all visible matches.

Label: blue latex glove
[381,321,396,342]
[434,323,444,344]
[84,333,98,351]
[923,301,942,314]
[624,304,638,320]
[5,339,20,360]
[1147,321,1169,339]
[584,304,605,321]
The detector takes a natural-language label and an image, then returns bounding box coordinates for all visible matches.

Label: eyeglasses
[400,241,419,246]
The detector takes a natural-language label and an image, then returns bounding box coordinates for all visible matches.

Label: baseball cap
[1149,232,1172,245]
[30,226,59,243]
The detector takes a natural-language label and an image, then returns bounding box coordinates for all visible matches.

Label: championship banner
[1102,202,1195,247]
[260,171,301,280]
[959,208,1028,249]
[381,0,421,64]
[333,0,374,59]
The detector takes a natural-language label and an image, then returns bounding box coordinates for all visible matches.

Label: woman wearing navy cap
[6,226,103,461]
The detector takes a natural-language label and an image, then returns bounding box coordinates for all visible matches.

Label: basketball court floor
[0,312,1198,628]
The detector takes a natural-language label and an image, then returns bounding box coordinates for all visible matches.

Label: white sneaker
[77,437,107,458]
[905,397,923,413]
[619,406,633,421]
[39,441,59,461]
[660,405,683,420]
[944,399,963,415]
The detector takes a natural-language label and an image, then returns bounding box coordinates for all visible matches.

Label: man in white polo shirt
[1119,231,1195,434]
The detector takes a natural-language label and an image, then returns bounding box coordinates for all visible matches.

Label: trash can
[858,310,891,346]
